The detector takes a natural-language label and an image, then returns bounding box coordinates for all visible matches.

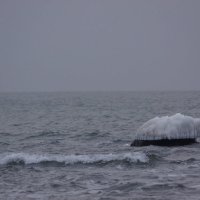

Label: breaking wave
[0,152,148,166]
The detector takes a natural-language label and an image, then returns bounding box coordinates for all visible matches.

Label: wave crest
[0,152,148,166]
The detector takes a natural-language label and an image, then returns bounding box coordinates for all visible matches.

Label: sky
[0,0,200,92]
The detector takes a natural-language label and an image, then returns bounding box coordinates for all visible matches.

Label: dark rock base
[131,138,196,147]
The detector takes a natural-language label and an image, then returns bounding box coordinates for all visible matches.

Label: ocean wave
[24,131,66,140]
[0,152,148,166]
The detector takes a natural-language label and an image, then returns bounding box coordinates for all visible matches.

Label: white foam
[134,113,200,140]
[0,152,148,165]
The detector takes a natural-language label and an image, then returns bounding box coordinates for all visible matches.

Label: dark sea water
[1,91,200,200]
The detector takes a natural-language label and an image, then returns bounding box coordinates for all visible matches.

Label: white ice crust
[134,113,200,140]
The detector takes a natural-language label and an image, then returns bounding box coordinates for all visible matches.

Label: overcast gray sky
[0,0,200,92]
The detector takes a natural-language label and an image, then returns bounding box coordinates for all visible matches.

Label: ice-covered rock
[131,113,200,146]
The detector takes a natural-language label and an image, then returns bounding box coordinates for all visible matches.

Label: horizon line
[0,89,200,93]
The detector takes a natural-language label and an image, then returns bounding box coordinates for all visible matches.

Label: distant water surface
[1,91,200,200]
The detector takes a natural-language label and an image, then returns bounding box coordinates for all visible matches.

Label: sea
[1,91,200,200]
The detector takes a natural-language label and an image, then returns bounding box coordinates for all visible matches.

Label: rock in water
[131,113,200,147]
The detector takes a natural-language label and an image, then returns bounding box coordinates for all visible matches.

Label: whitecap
[0,152,149,166]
